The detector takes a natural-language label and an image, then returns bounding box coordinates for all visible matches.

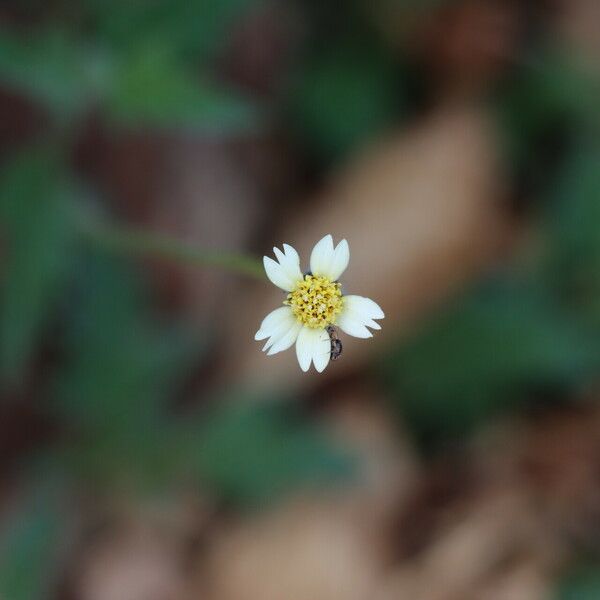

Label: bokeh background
[1,1,600,599]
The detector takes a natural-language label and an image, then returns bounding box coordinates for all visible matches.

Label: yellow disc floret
[285,274,344,328]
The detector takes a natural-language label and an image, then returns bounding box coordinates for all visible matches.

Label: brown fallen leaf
[555,0,600,66]
[75,522,188,600]
[72,498,211,600]
[201,498,386,600]
[377,401,600,600]
[473,560,552,600]
[319,383,418,524]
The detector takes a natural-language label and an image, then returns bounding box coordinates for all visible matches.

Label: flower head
[255,234,384,372]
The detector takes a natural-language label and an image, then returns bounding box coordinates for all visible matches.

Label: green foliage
[0,149,76,385]
[186,401,354,505]
[288,44,400,160]
[496,49,600,174]
[106,44,258,133]
[545,141,600,327]
[0,27,93,118]
[0,480,68,600]
[52,251,198,486]
[0,2,259,132]
[556,567,600,600]
[382,281,599,446]
[84,0,256,59]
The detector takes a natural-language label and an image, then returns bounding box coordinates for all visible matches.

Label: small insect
[326,325,343,361]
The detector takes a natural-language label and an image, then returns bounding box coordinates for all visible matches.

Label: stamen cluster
[285,274,343,328]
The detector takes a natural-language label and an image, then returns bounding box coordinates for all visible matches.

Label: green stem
[82,222,264,279]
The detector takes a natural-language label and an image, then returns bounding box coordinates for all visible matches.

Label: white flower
[255,234,384,373]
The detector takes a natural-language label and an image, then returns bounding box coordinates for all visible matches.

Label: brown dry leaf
[73,499,210,600]
[370,0,520,96]
[473,560,552,600]
[219,102,509,390]
[201,498,386,600]
[555,0,600,66]
[380,491,548,600]
[320,384,418,523]
[76,523,187,600]
[376,403,600,600]
[472,403,600,554]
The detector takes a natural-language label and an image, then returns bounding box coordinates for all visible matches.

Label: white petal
[295,326,314,372]
[327,239,350,281]
[254,306,297,354]
[262,317,296,351]
[255,306,298,353]
[267,320,303,355]
[283,243,300,266]
[255,306,294,340]
[337,295,384,339]
[309,234,335,277]
[337,312,373,338]
[312,329,331,373]
[295,327,330,373]
[263,256,296,291]
[273,244,302,283]
[344,295,385,319]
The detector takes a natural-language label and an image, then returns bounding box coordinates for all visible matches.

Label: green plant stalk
[83,222,264,279]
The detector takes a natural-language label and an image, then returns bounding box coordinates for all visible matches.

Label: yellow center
[285,274,344,329]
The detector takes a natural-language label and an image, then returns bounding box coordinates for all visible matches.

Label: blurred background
[1,1,600,599]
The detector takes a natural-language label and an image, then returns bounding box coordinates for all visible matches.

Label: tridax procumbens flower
[255,234,384,372]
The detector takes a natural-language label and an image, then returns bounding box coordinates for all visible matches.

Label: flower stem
[82,221,264,279]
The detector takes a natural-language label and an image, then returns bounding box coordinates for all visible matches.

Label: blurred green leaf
[54,252,195,430]
[556,567,600,600]
[545,141,600,327]
[0,480,68,600]
[85,0,256,59]
[0,15,259,133]
[0,149,76,385]
[497,49,600,173]
[186,401,354,505]
[289,44,400,160]
[0,27,93,118]
[382,281,599,447]
[52,251,199,485]
[106,45,258,133]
